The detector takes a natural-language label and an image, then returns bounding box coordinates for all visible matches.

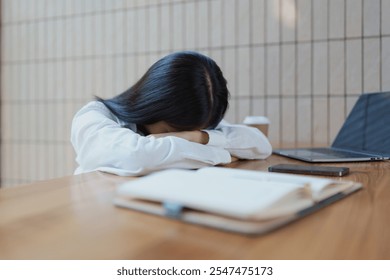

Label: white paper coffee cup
[243,116,270,136]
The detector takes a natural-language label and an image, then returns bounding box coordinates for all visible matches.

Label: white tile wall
[297,0,311,41]
[266,0,280,43]
[297,43,311,96]
[252,0,265,44]
[296,97,312,146]
[252,46,265,97]
[313,97,328,145]
[383,0,390,35]
[281,44,295,96]
[251,97,266,117]
[363,38,381,92]
[238,0,250,45]
[185,2,196,49]
[266,97,281,145]
[1,0,389,187]
[329,41,345,95]
[313,42,328,96]
[266,45,280,97]
[223,47,236,95]
[280,0,296,42]
[223,0,235,46]
[198,1,209,48]
[210,1,221,47]
[329,0,345,39]
[313,0,327,40]
[363,0,380,37]
[382,37,390,90]
[161,5,171,51]
[346,39,363,94]
[237,98,251,124]
[238,47,251,97]
[281,97,296,147]
[346,0,362,38]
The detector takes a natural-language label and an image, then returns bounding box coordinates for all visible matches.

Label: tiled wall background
[1,0,390,187]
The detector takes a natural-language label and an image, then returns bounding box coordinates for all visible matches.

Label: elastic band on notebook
[163,201,183,219]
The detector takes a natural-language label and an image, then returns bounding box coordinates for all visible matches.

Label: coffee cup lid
[243,116,270,125]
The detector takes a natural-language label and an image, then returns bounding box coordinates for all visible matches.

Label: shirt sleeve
[204,120,272,159]
[70,101,231,176]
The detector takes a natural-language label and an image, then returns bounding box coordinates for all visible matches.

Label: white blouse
[71,101,272,176]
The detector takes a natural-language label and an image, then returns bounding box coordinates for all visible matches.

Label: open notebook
[113,167,362,234]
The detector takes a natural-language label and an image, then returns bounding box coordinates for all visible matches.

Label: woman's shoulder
[80,100,109,112]
[74,100,116,121]
[74,100,135,130]
[77,100,112,115]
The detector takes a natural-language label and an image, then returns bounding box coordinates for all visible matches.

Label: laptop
[273,92,390,162]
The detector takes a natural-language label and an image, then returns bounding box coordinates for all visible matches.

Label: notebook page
[117,169,313,220]
[197,167,346,201]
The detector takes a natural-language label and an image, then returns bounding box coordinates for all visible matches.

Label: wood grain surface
[0,156,389,259]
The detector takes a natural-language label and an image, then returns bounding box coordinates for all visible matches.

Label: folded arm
[70,102,231,176]
[151,120,273,160]
[204,120,273,160]
[150,130,209,145]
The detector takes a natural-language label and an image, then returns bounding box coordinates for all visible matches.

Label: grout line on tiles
[264,0,268,118]
[1,0,213,27]
[3,35,390,66]
[234,0,239,123]
[379,0,383,92]
[310,0,314,147]
[278,0,282,149]
[327,0,331,145]
[249,0,253,115]
[294,0,298,148]
[0,93,359,105]
[343,0,347,136]
[361,0,365,110]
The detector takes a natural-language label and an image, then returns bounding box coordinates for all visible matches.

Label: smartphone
[268,164,349,177]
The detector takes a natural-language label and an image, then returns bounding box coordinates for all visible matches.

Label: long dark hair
[97,51,229,131]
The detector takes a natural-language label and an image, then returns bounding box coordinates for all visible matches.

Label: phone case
[268,164,349,176]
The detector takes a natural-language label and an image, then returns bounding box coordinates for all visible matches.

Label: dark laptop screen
[332,92,390,156]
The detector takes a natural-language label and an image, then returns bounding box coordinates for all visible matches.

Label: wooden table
[1,155,389,260]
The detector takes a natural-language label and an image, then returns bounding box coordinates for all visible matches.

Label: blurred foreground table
[1,155,389,259]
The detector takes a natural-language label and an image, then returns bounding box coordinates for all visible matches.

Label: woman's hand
[230,156,239,162]
[150,130,209,145]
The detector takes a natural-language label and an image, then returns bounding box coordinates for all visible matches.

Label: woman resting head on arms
[71,51,272,176]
